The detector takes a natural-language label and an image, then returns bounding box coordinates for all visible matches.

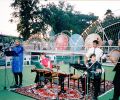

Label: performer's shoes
[35,81,45,89]
[44,79,49,84]
[35,84,44,89]
[81,91,85,96]
[92,96,98,100]
[80,95,84,99]
[10,84,19,88]
[58,90,66,95]
[18,84,22,88]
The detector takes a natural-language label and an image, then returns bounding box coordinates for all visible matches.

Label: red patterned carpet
[14,80,113,100]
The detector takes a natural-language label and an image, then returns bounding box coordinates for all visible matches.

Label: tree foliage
[11,1,98,40]
[41,1,98,35]
[102,9,120,27]
[102,9,120,45]
[11,0,51,40]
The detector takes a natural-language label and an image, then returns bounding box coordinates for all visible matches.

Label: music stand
[4,51,18,90]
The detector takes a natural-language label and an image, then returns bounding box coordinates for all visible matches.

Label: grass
[0,65,119,100]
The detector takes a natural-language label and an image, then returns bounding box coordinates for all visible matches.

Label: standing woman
[10,40,24,88]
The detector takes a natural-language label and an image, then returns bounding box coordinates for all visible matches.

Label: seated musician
[87,54,102,100]
[34,52,53,88]
[81,54,102,100]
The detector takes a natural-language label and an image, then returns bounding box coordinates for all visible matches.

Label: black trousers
[112,71,120,100]
[13,72,23,85]
[59,75,65,92]
[113,84,120,100]
[34,72,43,83]
[92,77,101,98]
[34,72,52,84]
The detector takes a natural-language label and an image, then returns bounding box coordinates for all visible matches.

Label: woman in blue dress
[10,40,24,88]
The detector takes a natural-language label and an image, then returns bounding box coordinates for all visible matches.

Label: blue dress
[12,45,24,73]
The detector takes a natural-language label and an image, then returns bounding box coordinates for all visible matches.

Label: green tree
[11,0,51,40]
[42,1,98,35]
[102,9,120,45]
[11,1,98,40]
[102,9,120,27]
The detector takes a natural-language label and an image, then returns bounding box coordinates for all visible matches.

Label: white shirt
[86,47,103,62]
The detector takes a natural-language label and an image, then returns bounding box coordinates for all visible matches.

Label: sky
[0,0,120,37]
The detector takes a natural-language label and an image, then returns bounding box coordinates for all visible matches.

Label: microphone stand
[3,45,16,90]
[4,54,7,90]
[1,46,8,90]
